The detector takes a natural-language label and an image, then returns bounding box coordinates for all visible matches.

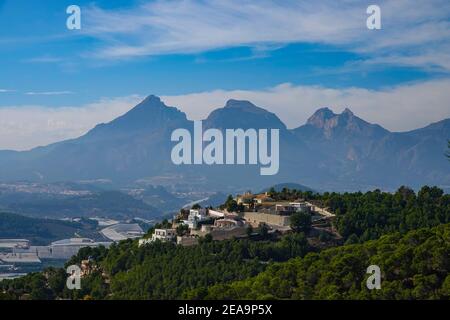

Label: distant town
[140,191,336,247]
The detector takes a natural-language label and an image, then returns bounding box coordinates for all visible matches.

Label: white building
[152,228,176,241]
[138,228,176,246]
[189,208,207,220]
[208,209,225,218]
[273,202,312,214]
[289,202,312,213]
[182,208,209,229]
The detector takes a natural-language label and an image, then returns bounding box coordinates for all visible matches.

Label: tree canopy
[205,224,450,300]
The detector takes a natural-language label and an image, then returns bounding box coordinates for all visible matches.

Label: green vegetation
[220,195,244,212]
[261,185,449,243]
[1,185,449,300]
[204,224,450,299]
[326,186,449,243]
[143,219,172,238]
[290,212,312,233]
[176,223,189,236]
[0,233,311,300]
[103,232,308,299]
[267,187,316,201]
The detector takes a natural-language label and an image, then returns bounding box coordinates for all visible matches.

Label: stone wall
[243,212,291,227]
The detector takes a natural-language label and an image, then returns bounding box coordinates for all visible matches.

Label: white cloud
[1,80,449,151]
[82,0,450,71]
[0,95,142,151]
[163,79,450,131]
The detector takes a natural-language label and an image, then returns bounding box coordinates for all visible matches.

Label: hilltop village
[139,191,338,248]
[1,189,339,280]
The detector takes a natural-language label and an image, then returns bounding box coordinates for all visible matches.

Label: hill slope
[205,224,450,300]
[0,188,162,219]
[0,212,100,245]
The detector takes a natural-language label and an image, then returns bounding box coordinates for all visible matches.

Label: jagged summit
[123,95,184,117]
[307,107,337,128]
[307,107,358,127]
[301,106,388,139]
[342,107,354,115]
[87,95,188,135]
[134,95,165,109]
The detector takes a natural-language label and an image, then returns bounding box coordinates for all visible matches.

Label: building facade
[243,211,291,227]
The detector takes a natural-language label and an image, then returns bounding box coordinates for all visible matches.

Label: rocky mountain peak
[306,107,337,128]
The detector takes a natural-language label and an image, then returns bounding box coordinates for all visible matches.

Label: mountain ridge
[0,95,448,192]
[204,98,287,130]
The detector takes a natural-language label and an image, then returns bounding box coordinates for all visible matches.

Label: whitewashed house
[138,228,176,246]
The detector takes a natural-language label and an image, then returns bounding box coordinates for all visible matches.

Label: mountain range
[0,95,449,192]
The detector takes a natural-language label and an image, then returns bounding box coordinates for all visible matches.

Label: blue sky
[0,0,449,150]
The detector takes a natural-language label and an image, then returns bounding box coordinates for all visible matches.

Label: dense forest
[204,224,450,299]
[0,232,311,300]
[267,185,450,243]
[0,185,449,300]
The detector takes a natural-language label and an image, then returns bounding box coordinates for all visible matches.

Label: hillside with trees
[265,185,450,243]
[0,232,312,300]
[0,185,449,300]
[204,224,450,299]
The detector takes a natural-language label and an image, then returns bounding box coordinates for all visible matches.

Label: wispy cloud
[81,0,450,71]
[1,79,450,150]
[25,91,74,96]
[0,89,16,93]
[23,56,63,64]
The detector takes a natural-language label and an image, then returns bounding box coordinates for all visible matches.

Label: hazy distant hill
[261,182,316,193]
[0,212,100,245]
[129,185,186,212]
[0,189,161,219]
[0,96,448,192]
[197,192,229,208]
